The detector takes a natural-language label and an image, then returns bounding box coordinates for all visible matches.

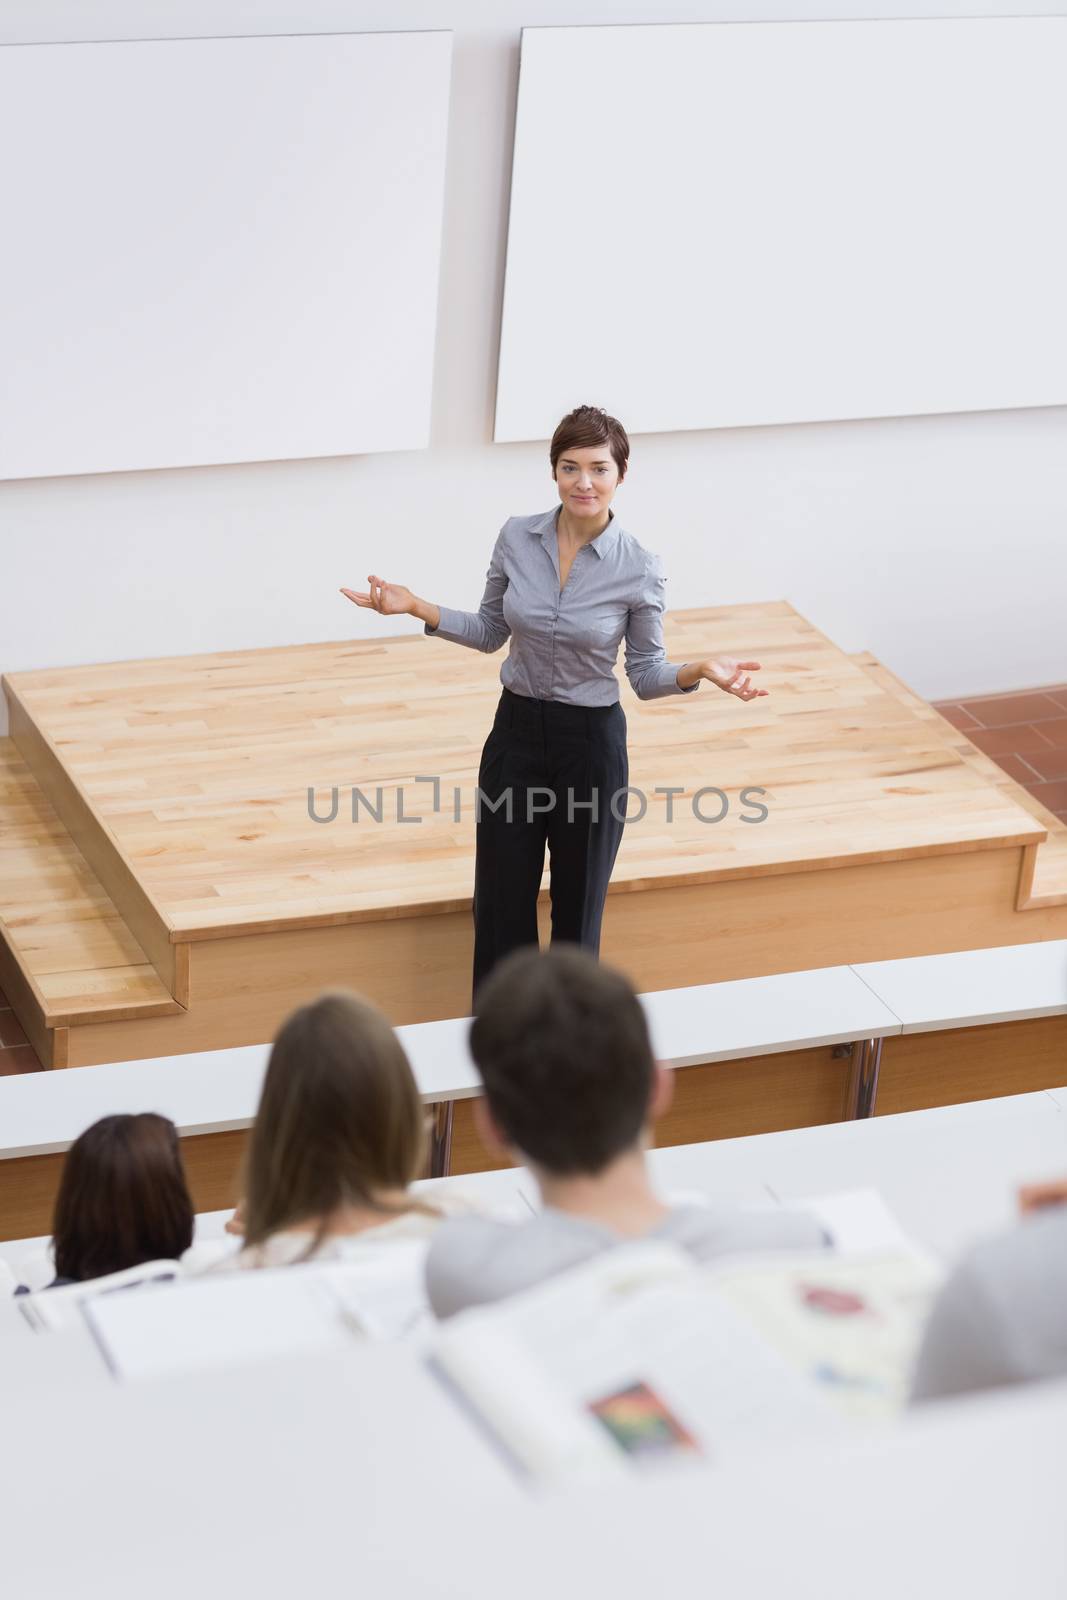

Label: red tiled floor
[967,724,1060,758]
[993,753,1044,785]
[1023,746,1067,783]
[932,685,1067,833]
[0,1043,45,1076]
[1035,717,1067,749]
[1030,780,1067,814]
[937,703,982,731]
[962,692,1066,728]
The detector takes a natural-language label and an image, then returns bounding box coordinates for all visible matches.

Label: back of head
[52,1113,195,1282]
[469,946,654,1175]
[242,989,425,1247]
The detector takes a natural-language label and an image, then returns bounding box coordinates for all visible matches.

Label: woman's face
[554,444,622,522]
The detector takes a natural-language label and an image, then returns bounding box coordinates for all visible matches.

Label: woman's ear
[648,1061,673,1123]
[473,1096,512,1161]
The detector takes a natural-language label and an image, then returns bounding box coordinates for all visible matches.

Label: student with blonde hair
[216,989,455,1273]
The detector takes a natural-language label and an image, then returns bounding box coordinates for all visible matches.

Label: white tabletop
[0,1041,271,1158]
[483,1378,1067,1600]
[0,1340,524,1556]
[2,942,1064,1166]
[6,1087,1064,1280]
[851,938,1067,1032]
[647,1087,1067,1262]
[640,964,901,1063]
[0,1333,1061,1600]
[0,968,902,1161]
[0,1029,478,1162]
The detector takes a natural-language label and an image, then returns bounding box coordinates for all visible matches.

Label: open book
[428,1199,941,1488]
[429,1243,848,1488]
[79,1243,436,1382]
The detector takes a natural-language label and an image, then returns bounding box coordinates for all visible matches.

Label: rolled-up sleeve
[623,554,699,701]
[424,526,511,654]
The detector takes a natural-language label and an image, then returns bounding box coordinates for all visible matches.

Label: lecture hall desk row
[0,940,1064,1240]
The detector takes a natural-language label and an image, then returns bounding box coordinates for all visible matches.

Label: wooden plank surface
[851,651,1067,906]
[0,739,181,1032]
[4,604,1045,944]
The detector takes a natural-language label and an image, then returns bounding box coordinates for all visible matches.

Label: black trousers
[471,685,629,1009]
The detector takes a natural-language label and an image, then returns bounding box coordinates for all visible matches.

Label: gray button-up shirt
[424,504,698,706]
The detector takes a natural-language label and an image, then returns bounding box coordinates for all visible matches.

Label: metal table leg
[844,1036,884,1120]
[429,1099,455,1178]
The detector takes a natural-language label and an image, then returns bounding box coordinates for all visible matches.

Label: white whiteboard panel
[494,19,1067,441]
[0,32,452,479]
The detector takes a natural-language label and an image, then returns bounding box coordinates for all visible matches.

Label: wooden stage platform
[3,600,1067,1071]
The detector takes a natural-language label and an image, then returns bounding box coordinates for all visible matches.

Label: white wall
[1,0,1064,732]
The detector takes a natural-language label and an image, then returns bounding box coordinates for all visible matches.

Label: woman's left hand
[699,657,768,700]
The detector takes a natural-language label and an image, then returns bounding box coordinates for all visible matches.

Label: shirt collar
[536,503,621,560]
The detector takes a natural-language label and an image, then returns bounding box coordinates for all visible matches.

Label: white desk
[482,1379,1067,1600]
[852,939,1067,1033]
[0,1317,112,1391]
[0,1022,478,1159]
[2,942,1063,1190]
[0,1342,525,1556]
[648,1087,1067,1262]
[0,965,901,1180]
[0,1043,270,1158]
[0,1334,1061,1599]
[6,1088,1064,1285]
[642,965,900,1062]
[642,964,899,1119]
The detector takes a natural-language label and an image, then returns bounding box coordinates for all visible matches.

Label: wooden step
[0,738,184,1067]
[4,677,181,994]
[849,653,1067,909]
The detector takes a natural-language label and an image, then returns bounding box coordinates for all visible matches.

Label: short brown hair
[469,946,654,1175]
[241,990,428,1250]
[549,404,629,481]
[52,1113,194,1282]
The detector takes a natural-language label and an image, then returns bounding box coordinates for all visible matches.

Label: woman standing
[343,404,767,1009]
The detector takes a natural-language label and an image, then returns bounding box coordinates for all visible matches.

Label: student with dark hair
[213,989,463,1272]
[425,946,827,1319]
[16,1113,194,1291]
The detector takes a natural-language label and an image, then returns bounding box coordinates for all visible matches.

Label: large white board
[0,31,452,479]
[494,19,1067,442]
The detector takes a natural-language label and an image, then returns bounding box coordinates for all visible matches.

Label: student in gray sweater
[910,1188,1067,1402]
[425,945,827,1320]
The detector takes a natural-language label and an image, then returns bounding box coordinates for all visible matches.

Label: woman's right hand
[340,575,416,617]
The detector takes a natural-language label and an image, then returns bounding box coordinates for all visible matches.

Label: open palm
[706,657,768,700]
[340,574,414,617]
